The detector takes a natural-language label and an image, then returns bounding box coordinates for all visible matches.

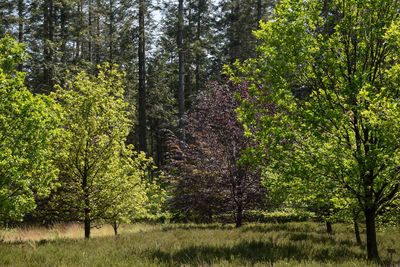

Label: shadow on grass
[288,233,356,246]
[240,223,315,234]
[161,224,235,231]
[147,240,365,265]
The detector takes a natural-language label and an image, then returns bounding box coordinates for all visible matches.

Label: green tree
[99,150,153,235]
[229,0,400,260]
[52,64,153,238]
[0,36,60,224]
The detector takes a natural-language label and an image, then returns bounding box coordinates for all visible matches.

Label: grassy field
[0,222,399,266]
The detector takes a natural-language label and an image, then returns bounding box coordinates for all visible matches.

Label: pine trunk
[60,1,67,63]
[138,0,147,153]
[195,0,201,92]
[88,0,92,62]
[43,0,54,91]
[257,0,262,27]
[109,0,114,63]
[178,0,185,143]
[17,0,24,71]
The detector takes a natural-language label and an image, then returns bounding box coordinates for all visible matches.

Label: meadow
[0,222,399,266]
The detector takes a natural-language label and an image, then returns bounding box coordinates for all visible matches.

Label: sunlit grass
[0,223,160,242]
[0,222,399,266]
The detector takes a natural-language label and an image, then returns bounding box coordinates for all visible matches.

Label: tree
[229,0,400,260]
[217,0,276,63]
[177,0,185,143]
[167,82,267,226]
[0,36,60,224]
[52,64,152,238]
[100,150,155,235]
[138,0,147,152]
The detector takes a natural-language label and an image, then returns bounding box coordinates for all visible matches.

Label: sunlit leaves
[229,0,400,227]
[0,36,60,223]
[52,65,162,228]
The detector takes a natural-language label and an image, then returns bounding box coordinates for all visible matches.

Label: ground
[0,222,399,266]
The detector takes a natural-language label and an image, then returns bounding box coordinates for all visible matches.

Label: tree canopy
[0,36,60,223]
[51,65,158,238]
[228,0,400,260]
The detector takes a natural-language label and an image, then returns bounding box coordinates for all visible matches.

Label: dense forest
[1,0,400,262]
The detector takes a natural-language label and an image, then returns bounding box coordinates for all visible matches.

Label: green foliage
[228,0,400,258]
[229,0,400,218]
[51,64,162,229]
[0,36,60,223]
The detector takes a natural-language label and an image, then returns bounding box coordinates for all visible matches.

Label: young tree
[0,36,60,224]
[100,150,154,235]
[167,82,267,226]
[229,0,400,260]
[52,64,153,238]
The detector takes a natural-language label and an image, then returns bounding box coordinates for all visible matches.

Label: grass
[0,222,399,266]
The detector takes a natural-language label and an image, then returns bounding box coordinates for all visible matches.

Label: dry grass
[0,223,160,242]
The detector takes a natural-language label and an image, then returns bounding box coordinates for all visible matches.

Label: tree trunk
[88,0,92,62]
[18,0,24,43]
[109,0,114,63]
[156,127,163,167]
[257,0,262,28]
[235,203,243,228]
[84,215,91,239]
[83,170,91,239]
[365,208,379,260]
[95,0,100,65]
[178,0,185,144]
[326,221,332,234]
[112,221,118,235]
[43,0,54,91]
[17,0,24,71]
[195,0,202,93]
[353,218,362,245]
[60,1,67,63]
[75,0,82,58]
[138,0,147,153]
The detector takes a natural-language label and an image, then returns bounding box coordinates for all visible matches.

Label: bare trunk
[109,0,113,63]
[353,218,362,245]
[178,0,185,143]
[84,215,91,239]
[138,0,147,153]
[112,221,118,235]
[61,1,67,63]
[88,0,92,62]
[43,0,54,91]
[83,167,91,239]
[235,203,243,228]
[195,0,202,92]
[17,0,24,71]
[365,208,379,261]
[326,221,332,234]
[76,0,83,58]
